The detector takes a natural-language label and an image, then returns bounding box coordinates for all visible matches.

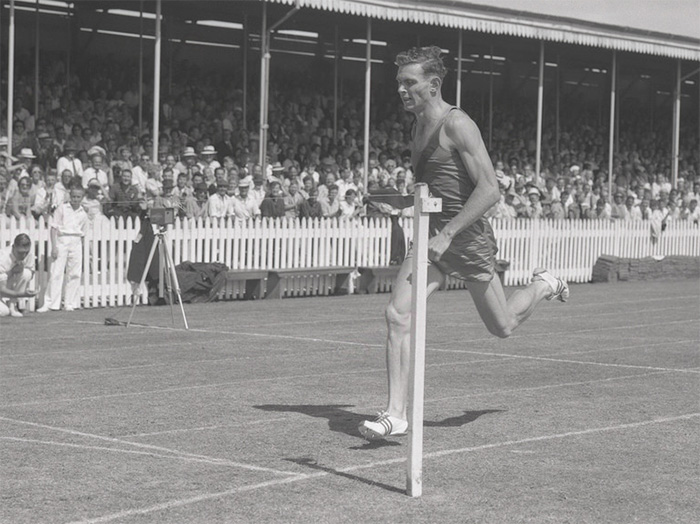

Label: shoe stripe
[379,418,392,435]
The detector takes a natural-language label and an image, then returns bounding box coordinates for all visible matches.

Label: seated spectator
[81,179,105,222]
[339,189,362,219]
[107,169,142,220]
[232,179,260,220]
[610,191,628,220]
[681,199,699,224]
[625,195,642,221]
[283,181,305,218]
[183,183,209,219]
[523,187,543,219]
[591,197,611,219]
[260,181,286,218]
[0,174,8,215]
[206,180,231,219]
[152,179,181,215]
[8,176,32,220]
[0,233,37,317]
[550,194,566,220]
[82,149,110,192]
[320,184,341,218]
[299,187,323,219]
[56,140,83,180]
[31,169,58,218]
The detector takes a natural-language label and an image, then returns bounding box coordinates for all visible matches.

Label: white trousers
[0,268,32,316]
[44,236,83,310]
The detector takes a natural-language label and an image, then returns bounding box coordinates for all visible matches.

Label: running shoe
[532,268,570,302]
[358,412,408,440]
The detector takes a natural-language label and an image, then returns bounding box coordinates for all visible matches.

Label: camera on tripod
[149,208,175,227]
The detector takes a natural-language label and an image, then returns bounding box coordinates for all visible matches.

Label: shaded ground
[1,280,698,524]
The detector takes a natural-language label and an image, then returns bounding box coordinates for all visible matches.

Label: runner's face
[396,64,433,113]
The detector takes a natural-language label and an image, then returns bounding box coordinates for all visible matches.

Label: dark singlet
[410,106,497,282]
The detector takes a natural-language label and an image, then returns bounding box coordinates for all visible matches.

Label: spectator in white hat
[198,145,220,172]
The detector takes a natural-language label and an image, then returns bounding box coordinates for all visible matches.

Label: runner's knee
[385,301,411,332]
[488,324,512,339]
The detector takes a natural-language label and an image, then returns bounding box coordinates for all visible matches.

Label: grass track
[1,279,698,523]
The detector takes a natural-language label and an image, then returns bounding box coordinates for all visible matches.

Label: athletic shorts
[407,218,498,283]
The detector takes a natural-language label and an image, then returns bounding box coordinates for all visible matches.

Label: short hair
[14,233,31,247]
[395,46,447,80]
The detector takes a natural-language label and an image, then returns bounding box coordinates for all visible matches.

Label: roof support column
[152,0,162,164]
[671,60,681,189]
[34,0,40,119]
[363,18,372,192]
[243,14,248,130]
[535,40,544,182]
[608,50,617,200]
[333,25,339,141]
[138,1,144,135]
[488,44,493,149]
[555,54,560,161]
[260,1,300,174]
[258,2,269,170]
[6,0,15,151]
[456,30,463,108]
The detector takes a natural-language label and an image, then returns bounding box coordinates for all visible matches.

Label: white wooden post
[407,183,441,497]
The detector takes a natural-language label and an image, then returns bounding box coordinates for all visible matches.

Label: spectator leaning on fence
[38,187,88,313]
[0,233,37,318]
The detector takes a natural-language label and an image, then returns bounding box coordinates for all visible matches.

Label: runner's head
[395,46,447,113]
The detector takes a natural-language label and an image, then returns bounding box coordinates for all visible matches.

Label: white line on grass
[74,317,697,360]
[3,336,696,409]
[0,340,196,360]
[1,293,696,348]
[0,417,298,476]
[0,436,287,469]
[124,369,680,438]
[65,412,700,524]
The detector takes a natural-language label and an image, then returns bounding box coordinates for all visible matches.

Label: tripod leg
[162,239,189,330]
[164,250,175,325]
[126,234,159,328]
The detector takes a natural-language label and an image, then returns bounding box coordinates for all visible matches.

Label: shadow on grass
[254,404,374,440]
[424,409,505,427]
[285,457,405,495]
[253,404,503,441]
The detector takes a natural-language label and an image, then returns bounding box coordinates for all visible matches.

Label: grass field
[1,279,698,524]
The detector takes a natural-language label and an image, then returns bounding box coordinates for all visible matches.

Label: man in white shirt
[130,154,150,195]
[206,181,231,219]
[37,187,89,312]
[56,140,83,180]
[81,150,110,191]
[0,233,37,317]
[231,179,260,221]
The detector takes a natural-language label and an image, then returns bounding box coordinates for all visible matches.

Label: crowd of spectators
[1,51,698,229]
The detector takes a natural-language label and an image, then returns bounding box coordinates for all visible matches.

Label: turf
[1,280,698,523]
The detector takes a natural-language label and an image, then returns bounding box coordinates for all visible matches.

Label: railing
[1,216,697,309]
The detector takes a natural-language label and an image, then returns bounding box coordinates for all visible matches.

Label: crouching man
[0,234,37,317]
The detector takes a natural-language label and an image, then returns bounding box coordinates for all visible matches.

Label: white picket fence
[1,215,698,310]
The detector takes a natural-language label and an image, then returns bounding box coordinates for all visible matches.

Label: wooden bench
[217,269,268,300]
[265,266,355,299]
[357,265,402,294]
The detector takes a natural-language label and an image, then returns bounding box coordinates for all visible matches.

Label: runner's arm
[437,112,500,241]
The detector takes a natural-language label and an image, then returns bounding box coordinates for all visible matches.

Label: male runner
[359,47,569,440]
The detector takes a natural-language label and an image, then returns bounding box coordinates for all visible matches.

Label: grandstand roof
[270,0,700,60]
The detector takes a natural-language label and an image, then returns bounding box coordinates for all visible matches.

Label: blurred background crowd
[2,50,699,227]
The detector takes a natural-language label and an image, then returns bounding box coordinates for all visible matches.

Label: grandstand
[1,0,699,309]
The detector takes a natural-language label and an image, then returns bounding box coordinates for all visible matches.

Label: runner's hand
[427,232,451,262]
